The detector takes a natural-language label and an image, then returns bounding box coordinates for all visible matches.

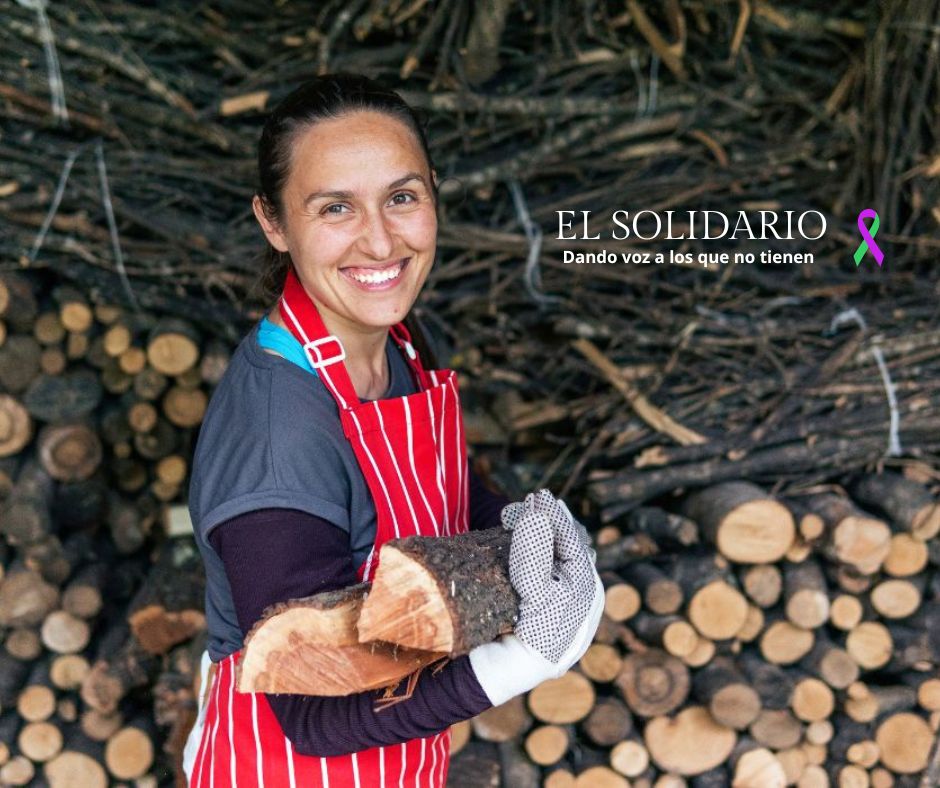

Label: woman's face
[253,110,438,333]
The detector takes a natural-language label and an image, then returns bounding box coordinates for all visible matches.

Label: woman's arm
[209,508,494,757]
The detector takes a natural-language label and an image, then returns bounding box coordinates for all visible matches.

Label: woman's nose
[357,210,395,259]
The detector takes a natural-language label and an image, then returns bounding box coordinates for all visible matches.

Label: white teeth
[346,261,404,284]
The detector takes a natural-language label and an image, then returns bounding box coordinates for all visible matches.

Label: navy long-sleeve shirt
[208,465,512,756]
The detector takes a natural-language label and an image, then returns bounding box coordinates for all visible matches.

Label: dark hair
[253,71,441,365]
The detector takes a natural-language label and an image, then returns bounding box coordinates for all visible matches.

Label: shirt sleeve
[467,462,512,531]
[209,508,494,757]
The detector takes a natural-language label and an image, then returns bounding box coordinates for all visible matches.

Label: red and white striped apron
[188,268,470,786]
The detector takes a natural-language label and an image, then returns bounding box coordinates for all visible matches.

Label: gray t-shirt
[188,320,420,661]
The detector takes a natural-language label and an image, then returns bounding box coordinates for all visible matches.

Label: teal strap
[257,315,317,377]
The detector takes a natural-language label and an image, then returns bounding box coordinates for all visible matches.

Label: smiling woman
[181,72,602,788]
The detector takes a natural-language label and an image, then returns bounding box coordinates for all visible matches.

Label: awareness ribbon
[853,209,884,267]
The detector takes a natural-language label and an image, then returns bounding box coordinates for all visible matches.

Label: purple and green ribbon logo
[854,209,884,267]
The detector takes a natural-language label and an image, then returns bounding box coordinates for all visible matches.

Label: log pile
[1,0,938,784]
[443,476,940,786]
[0,270,212,786]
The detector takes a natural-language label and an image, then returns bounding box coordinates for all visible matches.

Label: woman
[182,73,603,787]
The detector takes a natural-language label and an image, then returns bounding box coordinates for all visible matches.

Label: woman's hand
[500,490,596,565]
[468,490,604,707]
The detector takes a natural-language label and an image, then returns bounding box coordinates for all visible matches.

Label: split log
[236,583,443,695]
[126,539,205,655]
[804,492,892,575]
[357,527,516,653]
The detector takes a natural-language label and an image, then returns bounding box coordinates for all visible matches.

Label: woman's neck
[268,303,390,400]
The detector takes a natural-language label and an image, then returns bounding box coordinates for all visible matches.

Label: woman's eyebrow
[303,172,426,206]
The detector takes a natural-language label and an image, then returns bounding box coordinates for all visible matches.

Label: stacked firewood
[0,270,215,786]
[445,477,940,787]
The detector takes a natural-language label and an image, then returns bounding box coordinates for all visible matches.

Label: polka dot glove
[500,492,596,565]
[468,490,603,706]
[502,490,601,664]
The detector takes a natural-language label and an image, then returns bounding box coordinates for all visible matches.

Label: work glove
[468,490,604,706]
[500,490,596,566]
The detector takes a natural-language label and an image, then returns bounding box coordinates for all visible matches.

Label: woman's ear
[252,195,289,253]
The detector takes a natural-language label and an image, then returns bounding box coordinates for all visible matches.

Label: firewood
[729,742,787,788]
[498,739,540,788]
[846,621,893,670]
[0,395,32,457]
[799,637,860,689]
[869,576,925,619]
[741,563,783,608]
[579,643,623,683]
[830,593,865,631]
[575,765,631,787]
[528,671,596,724]
[681,636,717,668]
[804,492,892,575]
[5,627,42,660]
[17,657,56,723]
[624,507,699,548]
[0,336,42,394]
[41,609,91,654]
[883,533,929,578]
[602,574,643,621]
[783,559,830,628]
[748,708,802,750]
[0,754,35,786]
[80,622,161,714]
[609,737,650,778]
[759,615,815,665]
[616,649,690,718]
[691,656,761,730]
[236,583,442,695]
[524,724,571,766]
[1,461,54,546]
[0,565,59,628]
[357,527,516,654]
[450,719,471,754]
[470,696,531,743]
[630,612,699,658]
[791,676,835,723]
[126,539,205,655]
[62,563,108,620]
[49,654,89,690]
[582,697,634,746]
[79,709,123,742]
[849,472,940,541]
[18,719,63,762]
[619,562,683,614]
[680,481,795,564]
[146,319,200,376]
[446,740,500,787]
[875,713,934,774]
[104,715,156,780]
[644,705,736,776]
[43,728,108,788]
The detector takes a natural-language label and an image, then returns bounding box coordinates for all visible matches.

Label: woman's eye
[390,192,416,205]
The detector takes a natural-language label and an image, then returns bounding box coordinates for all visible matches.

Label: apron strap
[279,267,430,408]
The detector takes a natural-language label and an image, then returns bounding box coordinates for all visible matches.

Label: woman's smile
[340,257,410,290]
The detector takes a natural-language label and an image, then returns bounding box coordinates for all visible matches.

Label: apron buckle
[304,335,346,368]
